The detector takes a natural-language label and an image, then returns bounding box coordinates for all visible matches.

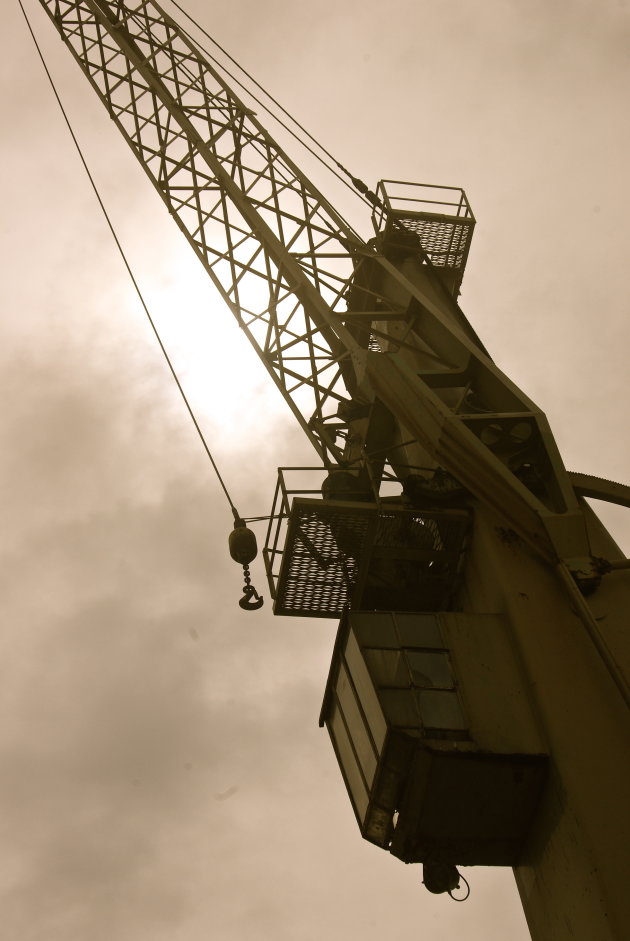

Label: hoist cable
[18,0,241,521]
[165,0,376,220]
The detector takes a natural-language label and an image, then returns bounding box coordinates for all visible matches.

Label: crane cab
[320,610,548,868]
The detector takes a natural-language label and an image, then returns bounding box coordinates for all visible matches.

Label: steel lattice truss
[38,0,374,463]
[36,0,594,563]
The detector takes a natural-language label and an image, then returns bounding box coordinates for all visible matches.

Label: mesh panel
[272,499,469,618]
[399,216,473,270]
[275,504,371,617]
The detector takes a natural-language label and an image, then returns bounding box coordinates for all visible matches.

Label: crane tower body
[34,2,630,938]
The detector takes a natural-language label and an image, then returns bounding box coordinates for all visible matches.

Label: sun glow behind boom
[139,250,290,451]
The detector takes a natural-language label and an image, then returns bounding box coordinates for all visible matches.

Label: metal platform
[263,470,470,618]
[372,180,475,293]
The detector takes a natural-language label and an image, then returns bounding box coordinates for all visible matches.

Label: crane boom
[39,0,368,463]
[38,0,594,567]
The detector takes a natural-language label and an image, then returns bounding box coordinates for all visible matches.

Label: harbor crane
[30,2,630,938]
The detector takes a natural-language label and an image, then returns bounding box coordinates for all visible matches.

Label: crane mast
[34,3,629,939]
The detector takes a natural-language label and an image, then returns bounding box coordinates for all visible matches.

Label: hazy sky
[2,1,629,939]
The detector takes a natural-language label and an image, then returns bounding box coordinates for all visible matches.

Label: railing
[263,467,471,618]
[372,181,476,285]
[373,180,475,232]
[263,466,328,602]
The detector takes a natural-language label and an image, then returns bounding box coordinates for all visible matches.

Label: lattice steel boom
[38,0,376,465]
[37,0,596,565]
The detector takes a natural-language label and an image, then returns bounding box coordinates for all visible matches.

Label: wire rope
[164,0,377,219]
[18,0,243,522]
[164,1,416,262]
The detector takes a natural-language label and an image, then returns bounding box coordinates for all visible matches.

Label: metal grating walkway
[268,498,470,618]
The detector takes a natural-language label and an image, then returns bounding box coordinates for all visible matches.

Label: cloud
[0,323,336,940]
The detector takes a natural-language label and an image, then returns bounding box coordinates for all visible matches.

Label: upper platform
[372,181,476,295]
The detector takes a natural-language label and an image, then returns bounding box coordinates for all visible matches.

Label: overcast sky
[2,1,629,939]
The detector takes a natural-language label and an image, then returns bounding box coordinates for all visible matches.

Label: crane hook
[228,518,264,611]
[238,563,264,611]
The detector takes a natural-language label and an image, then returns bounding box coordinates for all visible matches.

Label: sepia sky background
[1,1,629,939]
